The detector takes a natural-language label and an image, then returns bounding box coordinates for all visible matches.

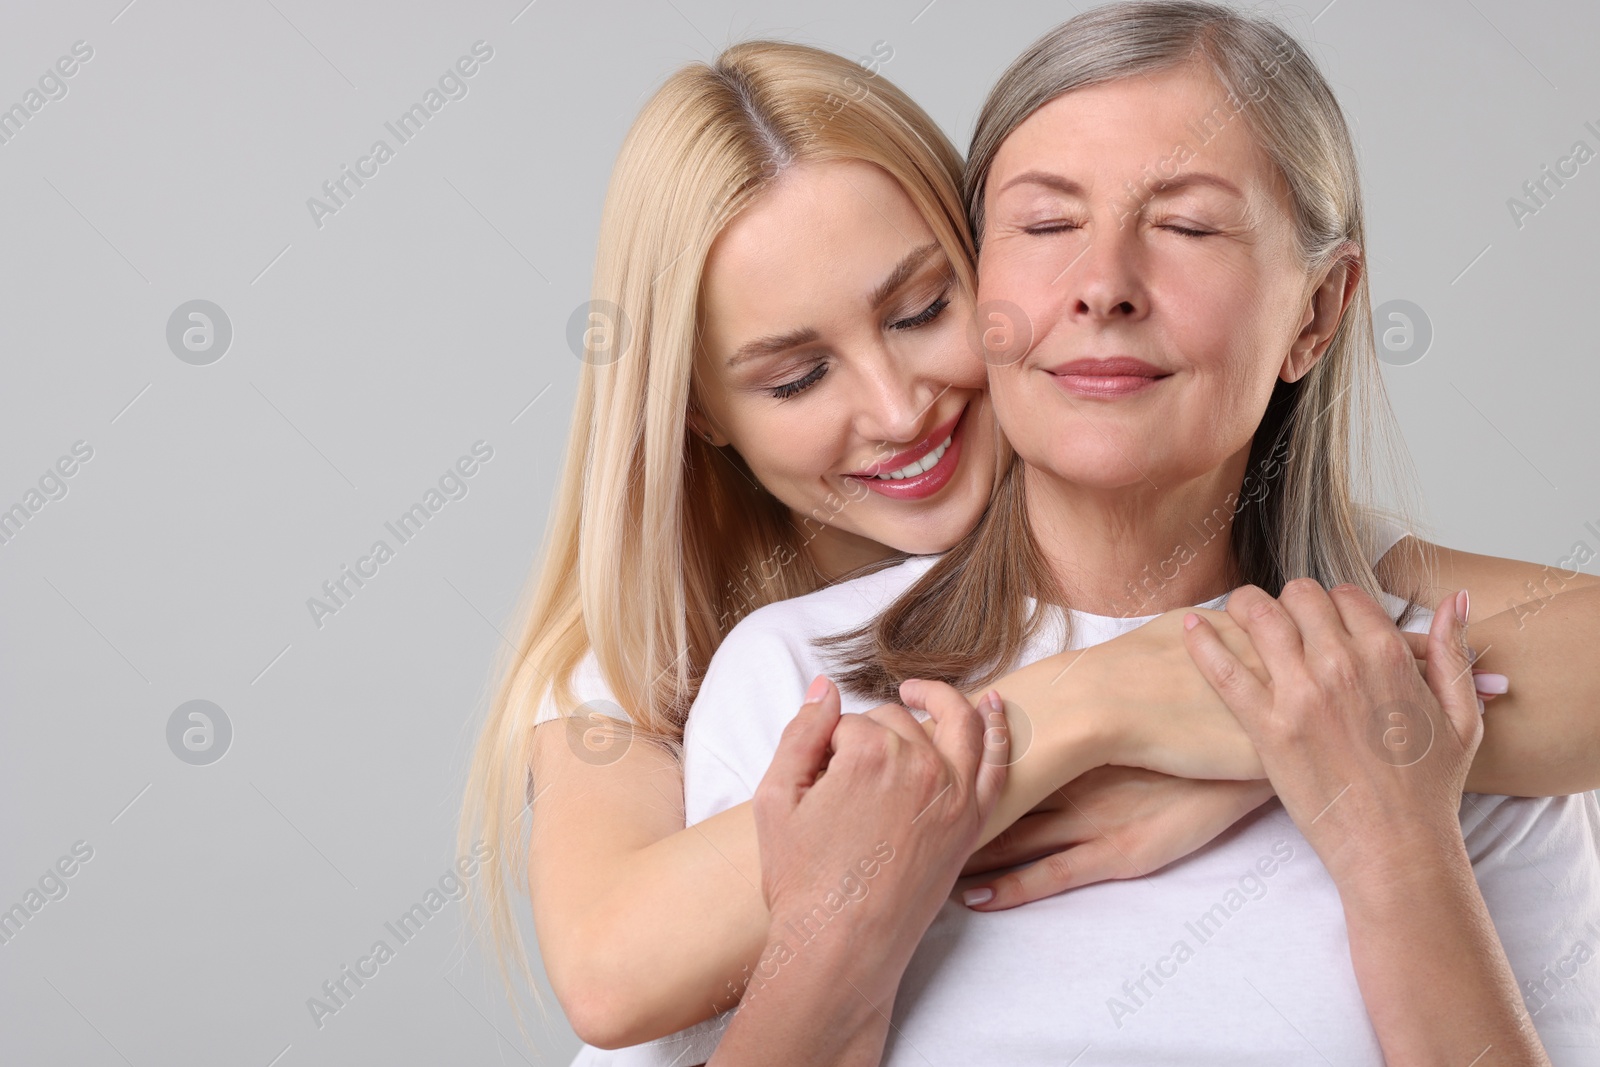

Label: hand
[956,766,1276,910]
[751,676,1008,1007]
[1098,605,1500,781]
[1182,580,1484,889]
[1088,606,1270,780]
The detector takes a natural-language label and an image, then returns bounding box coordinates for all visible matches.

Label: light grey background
[1,0,1595,1064]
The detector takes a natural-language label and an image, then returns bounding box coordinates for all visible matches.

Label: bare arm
[1185,582,1551,1065]
[1379,537,1600,795]
[529,609,1262,1047]
[534,551,1600,1046]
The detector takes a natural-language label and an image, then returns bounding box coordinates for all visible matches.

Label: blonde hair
[459,39,975,1010]
[831,0,1424,700]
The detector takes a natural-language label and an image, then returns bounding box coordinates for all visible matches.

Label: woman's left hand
[956,767,1275,910]
[1181,579,1483,888]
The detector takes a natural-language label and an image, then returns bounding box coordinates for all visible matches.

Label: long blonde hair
[459,39,975,1006]
[831,1,1424,700]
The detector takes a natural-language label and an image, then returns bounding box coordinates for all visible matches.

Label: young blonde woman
[663,5,1600,1063]
[459,33,1600,1063]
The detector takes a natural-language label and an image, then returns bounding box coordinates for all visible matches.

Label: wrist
[1007,649,1123,768]
[762,906,904,1009]
[1332,832,1474,919]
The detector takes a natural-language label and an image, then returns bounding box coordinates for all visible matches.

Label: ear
[685,408,729,447]
[1281,241,1361,384]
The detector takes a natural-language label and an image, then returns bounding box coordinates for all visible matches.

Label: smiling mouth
[873,432,954,480]
[846,405,968,502]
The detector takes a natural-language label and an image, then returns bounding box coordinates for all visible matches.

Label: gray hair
[827,1,1425,702]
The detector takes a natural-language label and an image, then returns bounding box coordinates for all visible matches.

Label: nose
[853,343,935,447]
[1063,225,1148,324]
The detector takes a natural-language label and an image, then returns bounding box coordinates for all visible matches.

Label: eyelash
[770,363,828,400]
[891,293,951,331]
[767,294,951,400]
[1022,221,1215,238]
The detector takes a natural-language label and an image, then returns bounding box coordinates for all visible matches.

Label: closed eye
[769,362,828,400]
[890,294,950,331]
[1023,222,1082,236]
[1160,223,1215,238]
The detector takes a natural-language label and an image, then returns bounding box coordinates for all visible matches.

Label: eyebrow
[724,241,944,369]
[995,169,1244,200]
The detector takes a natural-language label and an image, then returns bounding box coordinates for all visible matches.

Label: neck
[802,519,898,585]
[1023,448,1253,617]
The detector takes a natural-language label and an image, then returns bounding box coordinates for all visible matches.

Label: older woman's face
[977,62,1337,492]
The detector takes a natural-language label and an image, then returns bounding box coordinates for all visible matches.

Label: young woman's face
[977,62,1326,492]
[696,159,996,562]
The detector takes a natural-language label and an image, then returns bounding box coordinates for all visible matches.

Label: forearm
[540,800,770,1045]
[1340,844,1549,1066]
[708,918,896,1067]
[1462,586,1600,796]
[549,657,1112,1045]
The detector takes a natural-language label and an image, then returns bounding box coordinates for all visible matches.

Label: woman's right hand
[746,677,1008,1012]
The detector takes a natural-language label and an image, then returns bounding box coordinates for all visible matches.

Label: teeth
[875,434,953,480]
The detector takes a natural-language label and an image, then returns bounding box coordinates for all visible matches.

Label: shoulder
[710,554,940,670]
[684,555,938,758]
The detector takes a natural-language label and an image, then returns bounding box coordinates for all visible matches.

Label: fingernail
[1473,672,1509,696]
[1184,612,1200,631]
[983,690,1004,714]
[962,888,994,906]
[804,676,829,703]
[1455,589,1470,625]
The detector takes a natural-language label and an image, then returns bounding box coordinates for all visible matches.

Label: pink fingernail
[1472,672,1509,696]
[962,888,994,906]
[804,676,829,703]
[1455,589,1470,624]
[1184,613,1200,631]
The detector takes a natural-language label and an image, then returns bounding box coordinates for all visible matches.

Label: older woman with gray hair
[671,3,1598,1063]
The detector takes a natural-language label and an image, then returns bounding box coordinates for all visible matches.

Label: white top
[576,511,1600,1062]
[568,517,1600,1065]
[534,650,618,724]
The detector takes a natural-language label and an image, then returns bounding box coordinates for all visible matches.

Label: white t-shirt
[533,651,619,725]
[559,522,1600,1064]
